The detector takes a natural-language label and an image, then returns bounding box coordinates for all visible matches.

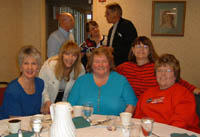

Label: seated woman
[80,20,107,68]
[134,54,200,133]
[67,47,137,116]
[1,46,44,119]
[39,41,85,114]
[116,36,200,99]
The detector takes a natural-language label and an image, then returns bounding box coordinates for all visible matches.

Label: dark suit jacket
[107,17,137,66]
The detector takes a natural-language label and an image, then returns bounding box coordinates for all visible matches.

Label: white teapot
[50,102,75,137]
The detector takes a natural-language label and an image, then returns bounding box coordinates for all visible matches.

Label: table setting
[0,102,199,137]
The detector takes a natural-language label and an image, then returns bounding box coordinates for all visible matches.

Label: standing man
[105,2,138,66]
[47,12,75,58]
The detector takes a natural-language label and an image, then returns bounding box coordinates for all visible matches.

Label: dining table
[0,114,199,137]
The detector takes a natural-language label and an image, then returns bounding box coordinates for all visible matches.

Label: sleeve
[178,78,196,92]
[122,21,138,46]
[38,62,51,104]
[121,77,138,106]
[133,95,144,118]
[3,86,22,117]
[67,77,82,106]
[169,87,199,128]
[47,34,60,58]
[36,78,45,94]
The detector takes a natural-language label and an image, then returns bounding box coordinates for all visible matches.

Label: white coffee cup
[120,112,132,126]
[73,105,83,117]
[8,119,21,134]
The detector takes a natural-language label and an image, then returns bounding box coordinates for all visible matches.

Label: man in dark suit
[105,2,138,66]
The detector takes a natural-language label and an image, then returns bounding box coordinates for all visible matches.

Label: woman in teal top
[68,47,137,116]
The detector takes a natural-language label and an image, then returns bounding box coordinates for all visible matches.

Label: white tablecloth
[0,115,199,137]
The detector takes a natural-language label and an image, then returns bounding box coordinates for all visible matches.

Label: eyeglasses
[93,60,109,64]
[157,69,173,73]
[135,44,149,49]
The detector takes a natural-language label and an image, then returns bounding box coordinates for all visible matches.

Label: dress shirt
[47,27,74,58]
[109,22,118,47]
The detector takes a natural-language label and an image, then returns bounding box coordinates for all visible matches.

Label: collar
[59,27,71,38]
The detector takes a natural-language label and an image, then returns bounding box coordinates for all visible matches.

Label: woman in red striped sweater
[116,36,200,99]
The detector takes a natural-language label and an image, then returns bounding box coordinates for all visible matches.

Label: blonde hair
[18,45,41,67]
[54,40,82,81]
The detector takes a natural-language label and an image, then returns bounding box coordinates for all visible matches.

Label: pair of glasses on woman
[135,44,149,49]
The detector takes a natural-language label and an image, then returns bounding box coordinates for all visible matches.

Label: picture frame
[151,1,186,36]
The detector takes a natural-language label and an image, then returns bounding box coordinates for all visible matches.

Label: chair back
[0,82,8,106]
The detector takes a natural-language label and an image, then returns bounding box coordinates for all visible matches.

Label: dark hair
[86,20,99,33]
[128,36,159,63]
[87,47,115,73]
[155,53,180,82]
[106,2,122,16]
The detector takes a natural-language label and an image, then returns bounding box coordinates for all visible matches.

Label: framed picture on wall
[151,1,186,36]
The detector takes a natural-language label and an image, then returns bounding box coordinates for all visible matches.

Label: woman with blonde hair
[39,40,85,114]
[0,45,44,119]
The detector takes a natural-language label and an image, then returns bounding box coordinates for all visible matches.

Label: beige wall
[0,0,199,87]
[93,0,200,87]
[0,0,46,82]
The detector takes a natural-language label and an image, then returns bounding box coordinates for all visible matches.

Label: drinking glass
[83,102,93,122]
[107,116,117,131]
[141,118,154,137]
[30,115,43,137]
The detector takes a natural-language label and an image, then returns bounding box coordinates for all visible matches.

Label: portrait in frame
[151,1,186,36]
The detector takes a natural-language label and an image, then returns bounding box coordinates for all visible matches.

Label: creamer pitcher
[50,102,75,137]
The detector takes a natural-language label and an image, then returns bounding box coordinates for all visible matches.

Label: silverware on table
[92,118,112,126]
[152,132,160,137]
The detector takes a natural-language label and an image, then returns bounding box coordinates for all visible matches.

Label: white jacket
[39,57,85,104]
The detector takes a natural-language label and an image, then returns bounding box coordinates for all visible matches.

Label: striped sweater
[116,62,196,99]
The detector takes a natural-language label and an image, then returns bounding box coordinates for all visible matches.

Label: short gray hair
[106,2,122,16]
[18,45,41,67]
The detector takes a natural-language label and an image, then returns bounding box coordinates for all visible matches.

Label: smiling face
[89,24,100,38]
[92,54,110,77]
[20,56,39,79]
[156,64,176,89]
[132,43,150,61]
[62,52,77,69]
[59,13,75,31]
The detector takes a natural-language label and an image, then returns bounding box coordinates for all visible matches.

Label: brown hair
[86,20,99,33]
[87,47,115,73]
[155,53,180,82]
[128,36,159,63]
[54,40,82,81]
[106,2,122,17]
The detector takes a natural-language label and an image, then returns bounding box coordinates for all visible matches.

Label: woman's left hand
[125,105,135,114]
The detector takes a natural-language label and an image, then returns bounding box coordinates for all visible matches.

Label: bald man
[47,12,75,58]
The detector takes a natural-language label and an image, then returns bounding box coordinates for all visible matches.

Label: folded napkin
[5,132,34,137]
[72,116,90,129]
[171,133,197,137]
